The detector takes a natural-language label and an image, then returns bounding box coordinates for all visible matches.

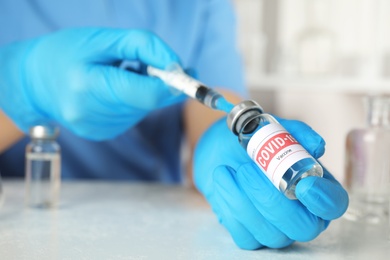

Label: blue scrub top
[0,0,247,183]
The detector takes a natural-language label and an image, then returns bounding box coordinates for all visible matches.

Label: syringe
[147,65,234,113]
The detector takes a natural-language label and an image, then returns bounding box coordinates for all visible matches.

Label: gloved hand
[194,117,349,249]
[0,28,182,140]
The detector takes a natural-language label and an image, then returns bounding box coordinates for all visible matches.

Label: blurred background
[232,0,390,183]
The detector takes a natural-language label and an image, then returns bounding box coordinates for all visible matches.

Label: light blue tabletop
[0,180,389,260]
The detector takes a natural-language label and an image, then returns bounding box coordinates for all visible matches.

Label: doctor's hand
[0,27,181,140]
[194,117,349,249]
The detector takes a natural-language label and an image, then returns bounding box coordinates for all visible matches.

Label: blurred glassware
[234,0,267,76]
[0,172,4,208]
[295,0,337,77]
[383,52,390,78]
[25,125,61,209]
[344,94,390,224]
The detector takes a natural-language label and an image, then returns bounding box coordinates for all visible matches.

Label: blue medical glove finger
[213,165,294,249]
[107,29,180,68]
[236,162,327,242]
[39,28,180,70]
[210,194,263,250]
[28,28,182,108]
[194,118,251,197]
[0,27,184,140]
[275,117,325,159]
[91,66,184,110]
[296,169,349,220]
[184,68,198,79]
[83,29,186,108]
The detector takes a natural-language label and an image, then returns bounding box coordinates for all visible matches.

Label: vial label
[247,123,313,188]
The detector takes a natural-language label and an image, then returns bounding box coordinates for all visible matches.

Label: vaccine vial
[25,125,61,208]
[227,100,323,199]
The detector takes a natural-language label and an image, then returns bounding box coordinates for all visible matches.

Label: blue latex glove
[0,28,182,140]
[194,117,349,249]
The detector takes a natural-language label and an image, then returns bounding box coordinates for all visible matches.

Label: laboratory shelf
[246,74,390,94]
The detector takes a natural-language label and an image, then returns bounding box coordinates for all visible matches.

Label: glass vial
[227,100,323,199]
[344,95,390,224]
[25,125,61,208]
[296,0,336,76]
[0,171,4,208]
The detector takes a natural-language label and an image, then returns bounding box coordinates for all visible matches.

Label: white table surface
[0,180,389,260]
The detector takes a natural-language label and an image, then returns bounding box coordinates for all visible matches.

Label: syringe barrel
[195,86,222,109]
[147,66,200,99]
[147,65,223,110]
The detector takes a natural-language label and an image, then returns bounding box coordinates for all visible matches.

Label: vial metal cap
[29,125,59,139]
[227,100,264,135]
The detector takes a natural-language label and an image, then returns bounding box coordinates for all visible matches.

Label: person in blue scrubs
[0,0,349,250]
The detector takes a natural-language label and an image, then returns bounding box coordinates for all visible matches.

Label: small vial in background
[25,125,61,208]
[344,95,390,224]
[227,100,323,199]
